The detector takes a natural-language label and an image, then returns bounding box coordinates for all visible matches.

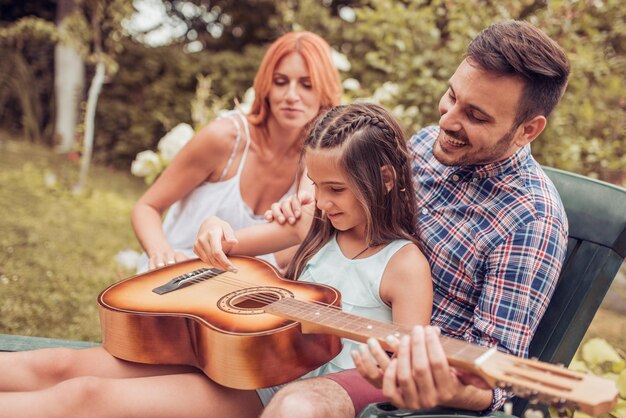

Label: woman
[132,31,343,272]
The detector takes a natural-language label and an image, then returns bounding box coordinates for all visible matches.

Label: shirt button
[472,177,479,183]
[452,174,460,181]
[421,208,429,215]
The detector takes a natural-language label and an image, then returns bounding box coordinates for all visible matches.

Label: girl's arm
[131,119,238,270]
[357,244,493,411]
[194,202,314,271]
[379,243,433,327]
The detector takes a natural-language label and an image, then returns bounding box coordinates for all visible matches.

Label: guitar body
[98,256,342,390]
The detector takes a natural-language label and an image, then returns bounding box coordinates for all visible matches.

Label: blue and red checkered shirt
[410,126,568,409]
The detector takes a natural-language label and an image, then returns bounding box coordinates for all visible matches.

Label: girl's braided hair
[286,103,419,280]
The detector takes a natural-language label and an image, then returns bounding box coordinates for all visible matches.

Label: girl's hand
[352,337,399,389]
[193,216,239,271]
[264,191,315,225]
[148,249,189,270]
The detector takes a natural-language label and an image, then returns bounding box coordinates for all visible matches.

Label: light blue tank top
[299,235,412,374]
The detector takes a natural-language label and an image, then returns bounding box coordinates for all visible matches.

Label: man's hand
[264,191,315,225]
[193,216,239,271]
[360,326,492,411]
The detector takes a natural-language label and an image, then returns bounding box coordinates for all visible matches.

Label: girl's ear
[381,165,396,192]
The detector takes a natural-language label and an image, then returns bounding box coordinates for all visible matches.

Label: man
[261,19,570,417]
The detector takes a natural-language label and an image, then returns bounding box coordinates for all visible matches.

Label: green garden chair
[359,167,626,417]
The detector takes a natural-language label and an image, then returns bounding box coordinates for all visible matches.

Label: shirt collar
[445,144,532,180]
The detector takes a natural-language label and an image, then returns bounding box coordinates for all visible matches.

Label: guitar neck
[265,297,490,370]
[265,297,619,416]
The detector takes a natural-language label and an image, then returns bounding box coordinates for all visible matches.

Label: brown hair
[466,20,570,126]
[285,103,418,280]
[248,31,342,128]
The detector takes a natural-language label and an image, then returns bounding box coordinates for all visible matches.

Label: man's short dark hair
[466,20,570,126]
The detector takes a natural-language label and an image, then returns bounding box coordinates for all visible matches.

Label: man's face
[433,59,526,167]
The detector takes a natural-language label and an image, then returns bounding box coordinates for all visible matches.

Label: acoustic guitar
[98,256,617,416]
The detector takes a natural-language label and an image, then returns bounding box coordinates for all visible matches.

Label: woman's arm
[131,119,237,269]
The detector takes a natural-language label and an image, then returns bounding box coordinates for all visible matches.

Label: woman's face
[268,52,322,131]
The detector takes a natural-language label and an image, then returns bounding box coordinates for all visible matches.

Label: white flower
[372,82,400,103]
[115,249,141,271]
[131,150,163,178]
[342,78,361,91]
[157,123,195,164]
[331,49,351,72]
[238,87,255,114]
[338,6,356,23]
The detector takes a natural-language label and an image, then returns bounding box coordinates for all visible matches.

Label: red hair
[248,32,342,127]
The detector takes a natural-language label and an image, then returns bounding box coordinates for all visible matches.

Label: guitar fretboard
[265,297,490,365]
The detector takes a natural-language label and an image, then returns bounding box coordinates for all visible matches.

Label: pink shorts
[324,368,387,414]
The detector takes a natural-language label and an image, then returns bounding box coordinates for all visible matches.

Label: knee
[51,376,107,416]
[21,347,81,386]
[264,383,323,418]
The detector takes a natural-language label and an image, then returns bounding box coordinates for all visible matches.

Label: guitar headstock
[475,350,618,416]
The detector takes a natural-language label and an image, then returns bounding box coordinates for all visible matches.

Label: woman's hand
[193,216,239,271]
[147,249,189,270]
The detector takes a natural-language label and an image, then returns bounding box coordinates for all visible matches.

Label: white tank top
[298,235,412,374]
[136,111,292,273]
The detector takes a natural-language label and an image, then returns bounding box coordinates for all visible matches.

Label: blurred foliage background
[1,0,624,182]
[0,0,624,374]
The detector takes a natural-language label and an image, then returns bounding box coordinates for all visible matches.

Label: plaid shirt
[409,126,568,410]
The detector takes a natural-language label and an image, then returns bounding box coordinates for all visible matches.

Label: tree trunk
[54,0,84,153]
[54,44,84,153]
[75,60,105,192]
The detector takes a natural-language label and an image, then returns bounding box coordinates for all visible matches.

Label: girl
[132,31,342,272]
[194,103,433,417]
[0,104,432,418]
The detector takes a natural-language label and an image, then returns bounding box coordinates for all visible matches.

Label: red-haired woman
[0,32,342,417]
[132,31,343,272]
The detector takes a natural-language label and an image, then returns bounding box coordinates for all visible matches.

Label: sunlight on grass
[0,136,146,341]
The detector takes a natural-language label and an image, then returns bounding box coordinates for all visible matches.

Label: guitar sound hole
[232,292,280,309]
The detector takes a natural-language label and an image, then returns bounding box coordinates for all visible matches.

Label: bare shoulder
[189,117,240,155]
[387,242,430,276]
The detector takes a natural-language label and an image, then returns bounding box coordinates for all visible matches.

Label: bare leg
[0,347,196,391]
[0,371,262,418]
[262,377,355,418]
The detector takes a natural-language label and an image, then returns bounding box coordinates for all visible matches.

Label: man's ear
[514,115,547,147]
[381,165,396,192]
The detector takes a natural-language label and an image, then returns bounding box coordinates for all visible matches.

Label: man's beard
[433,126,517,167]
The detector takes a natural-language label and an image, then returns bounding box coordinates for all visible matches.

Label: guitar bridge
[152,268,225,295]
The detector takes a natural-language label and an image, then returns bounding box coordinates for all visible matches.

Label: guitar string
[179,273,473,353]
[176,270,414,330]
[209,273,408,336]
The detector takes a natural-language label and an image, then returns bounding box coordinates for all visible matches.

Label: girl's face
[268,52,322,131]
[305,149,368,239]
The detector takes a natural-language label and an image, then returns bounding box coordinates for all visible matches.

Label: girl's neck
[336,226,369,257]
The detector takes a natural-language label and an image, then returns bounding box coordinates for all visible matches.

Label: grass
[0,133,624,353]
[0,134,146,341]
